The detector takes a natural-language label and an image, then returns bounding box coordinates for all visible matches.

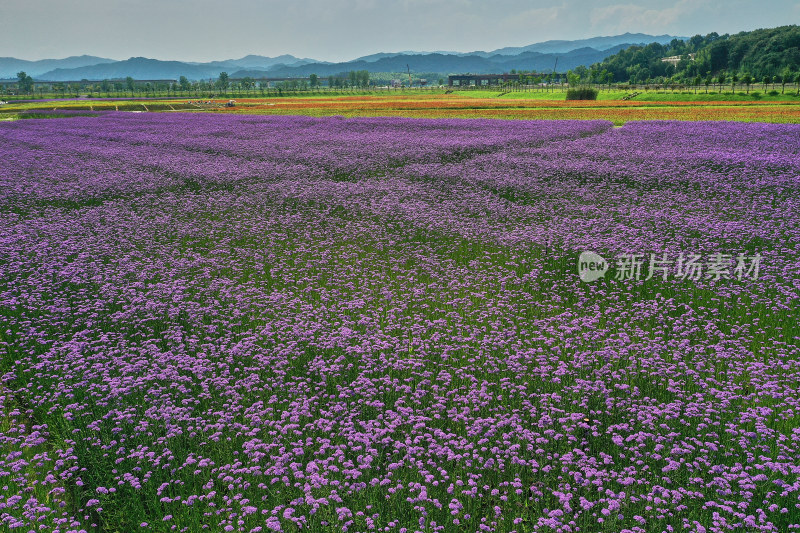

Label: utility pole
[552,57,559,91]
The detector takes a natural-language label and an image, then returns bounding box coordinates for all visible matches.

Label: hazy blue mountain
[0,55,115,78]
[354,51,462,62]
[234,44,633,78]
[201,55,321,69]
[487,33,685,55]
[231,53,496,78]
[36,55,323,81]
[39,57,228,81]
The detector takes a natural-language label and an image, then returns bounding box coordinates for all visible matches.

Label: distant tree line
[327,70,370,88]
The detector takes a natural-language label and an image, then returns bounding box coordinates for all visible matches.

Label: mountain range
[239,44,638,79]
[2,33,683,81]
[0,55,116,78]
[0,54,320,80]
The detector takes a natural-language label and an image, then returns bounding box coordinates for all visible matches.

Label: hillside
[596,25,800,83]
[488,33,682,56]
[36,55,316,81]
[234,45,633,79]
[0,55,115,78]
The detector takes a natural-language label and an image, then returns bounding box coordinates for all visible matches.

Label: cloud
[505,4,564,28]
[590,0,707,34]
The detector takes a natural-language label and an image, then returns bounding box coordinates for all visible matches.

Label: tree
[567,70,580,87]
[217,72,229,91]
[179,76,191,91]
[717,71,726,92]
[741,73,752,93]
[780,67,792,94]
[358,70,369,88]
[601,69,611,90]
[126,76,135,94]
[762,75,771,91]
[16,71,34,94]
[796,72,800,95]
[731,72,738,93]
[309,74,319,88]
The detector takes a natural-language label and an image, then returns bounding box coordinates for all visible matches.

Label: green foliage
[596,25,800,82]
[216,72,229,91]
[328,70,371,88]
[565,87,599,100]
[240,77,254,90]
[16,71,34,93]
[567,70,580,87]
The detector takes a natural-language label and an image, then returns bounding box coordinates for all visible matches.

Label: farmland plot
[0,113,799,532]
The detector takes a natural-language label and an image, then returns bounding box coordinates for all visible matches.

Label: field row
[3,95,800,125]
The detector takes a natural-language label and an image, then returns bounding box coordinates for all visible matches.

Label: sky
[2,0,798,62]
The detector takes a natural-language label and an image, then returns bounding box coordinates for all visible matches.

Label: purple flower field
[0,113,799,532]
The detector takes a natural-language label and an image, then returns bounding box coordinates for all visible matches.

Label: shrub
[566,87,599,100]
[768,90,780,96]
